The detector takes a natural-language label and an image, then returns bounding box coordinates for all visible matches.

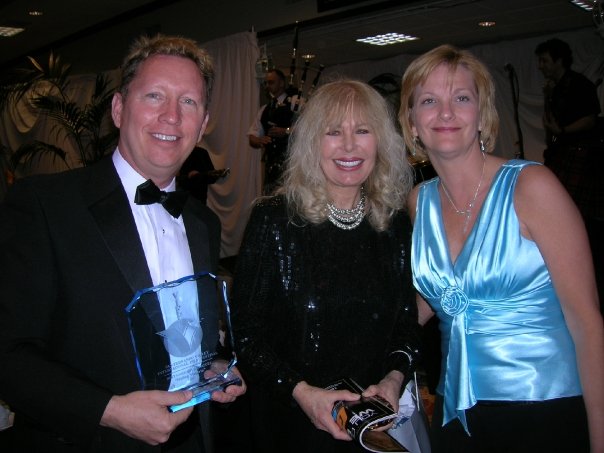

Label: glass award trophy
[125,272,240,412]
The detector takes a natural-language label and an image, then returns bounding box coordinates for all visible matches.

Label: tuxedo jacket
[0,157,221,452]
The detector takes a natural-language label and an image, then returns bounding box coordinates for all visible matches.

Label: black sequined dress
[231,196,421,453]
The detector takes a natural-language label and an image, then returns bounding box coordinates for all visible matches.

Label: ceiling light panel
[0,27,25,37]
[357,32,419,46]
[570,0,594,11]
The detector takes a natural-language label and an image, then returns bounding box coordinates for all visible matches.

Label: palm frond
[32,97,86,139]
[2,52,115,168]
[0,52,71,112]
[27,56,44,73]
[91,73,115,102]
[82,129,118,165]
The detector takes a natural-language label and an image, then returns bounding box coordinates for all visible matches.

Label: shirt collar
[271,92,288,105]
[112,148,176,205]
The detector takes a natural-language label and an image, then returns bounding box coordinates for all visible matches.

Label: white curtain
[202,31,262,258]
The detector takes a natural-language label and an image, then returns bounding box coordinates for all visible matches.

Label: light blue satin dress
[412,159,582,433]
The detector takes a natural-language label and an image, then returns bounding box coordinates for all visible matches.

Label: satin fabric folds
[412,160,582,433]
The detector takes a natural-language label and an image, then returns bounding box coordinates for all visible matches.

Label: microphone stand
[505,63,525,159]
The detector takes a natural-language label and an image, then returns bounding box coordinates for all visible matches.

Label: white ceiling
[0,0,598,73]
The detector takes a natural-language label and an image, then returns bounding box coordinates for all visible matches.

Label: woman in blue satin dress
[399,45,604,452]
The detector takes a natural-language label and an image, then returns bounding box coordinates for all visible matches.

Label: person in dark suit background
[248,69,294,194]
[0,34,245,453]
[178,146,217,204]
[535,38,604,314]
[178,146,229,205]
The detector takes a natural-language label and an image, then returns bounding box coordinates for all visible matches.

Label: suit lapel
[85,158,153,294]
[183,201,211,274]
[85,159,213,293]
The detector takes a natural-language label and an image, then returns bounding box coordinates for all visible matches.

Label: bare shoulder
[514,163,570,210]
[516,162,557,188]
[514,162,581,239]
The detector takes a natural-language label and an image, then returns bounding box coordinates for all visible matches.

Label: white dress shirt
[113,149,200,390]
[247,92,289,137]
[112,149,194,286]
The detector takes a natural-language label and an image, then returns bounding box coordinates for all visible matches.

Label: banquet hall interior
[1,0,603,260]
[1,0,603,448]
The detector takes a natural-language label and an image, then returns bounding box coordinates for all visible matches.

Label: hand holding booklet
[327,378,409,452]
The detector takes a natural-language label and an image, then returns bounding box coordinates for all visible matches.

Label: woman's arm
[230,201,304,402]
[515,165,604,452]
[417,294,435,326]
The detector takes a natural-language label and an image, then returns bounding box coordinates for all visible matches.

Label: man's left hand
[210,366,246,404]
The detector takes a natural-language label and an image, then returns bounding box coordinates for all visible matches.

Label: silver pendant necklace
[440,152,487,233]
[327,190,366,230]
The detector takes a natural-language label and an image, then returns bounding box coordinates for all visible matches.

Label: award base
[169,368,242,412]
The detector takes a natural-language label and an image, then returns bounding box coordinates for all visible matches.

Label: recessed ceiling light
[570,0,594,11]
[356,32,419,46]
[28,10,44,16]
[478,21,496,27]
[0,26,25,37]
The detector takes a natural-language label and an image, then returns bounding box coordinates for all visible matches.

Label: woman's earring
[479,131,486,153]
[411,136,419,157]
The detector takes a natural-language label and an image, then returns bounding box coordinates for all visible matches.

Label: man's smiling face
[112,54,209,187]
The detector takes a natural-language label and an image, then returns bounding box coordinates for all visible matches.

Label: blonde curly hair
[281,79,413,232]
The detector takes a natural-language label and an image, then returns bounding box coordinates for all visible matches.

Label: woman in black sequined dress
[231,80,422,453]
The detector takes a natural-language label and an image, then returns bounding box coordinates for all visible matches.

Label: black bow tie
[134,180,188,218]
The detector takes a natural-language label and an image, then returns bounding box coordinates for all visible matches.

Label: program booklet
[328,378,409,453]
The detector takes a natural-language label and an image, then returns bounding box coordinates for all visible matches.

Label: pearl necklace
[327,191,366,230]
[440,152,486,233]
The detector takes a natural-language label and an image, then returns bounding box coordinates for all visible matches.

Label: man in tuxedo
[248,69,294,194]
[0,34,245,452]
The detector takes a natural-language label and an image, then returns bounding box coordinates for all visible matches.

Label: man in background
[0,34,244,452]
[248,69,294,194]
[535,37,604,312]
[178,146,229,205]
[535,38,600,167]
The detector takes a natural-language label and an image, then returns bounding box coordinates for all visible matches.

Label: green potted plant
[0,52,118,174]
